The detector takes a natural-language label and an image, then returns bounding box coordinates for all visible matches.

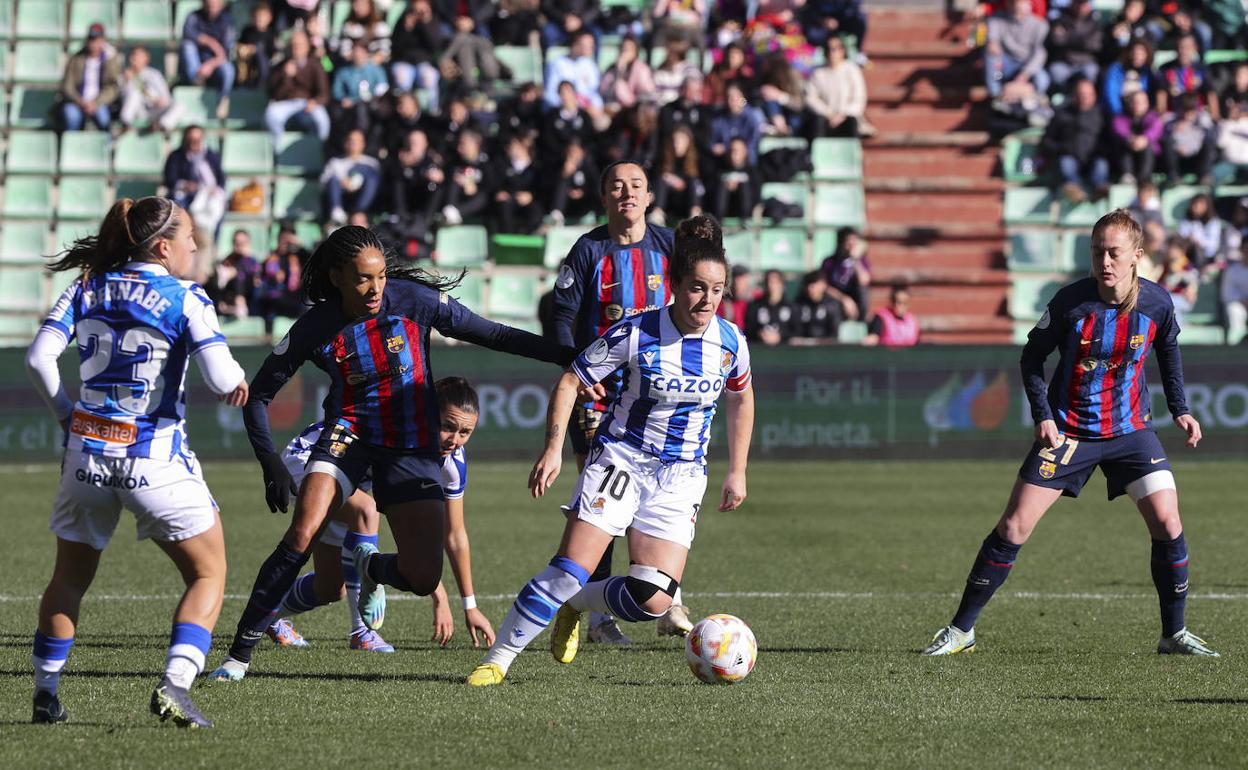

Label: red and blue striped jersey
[1021,277,1188,439]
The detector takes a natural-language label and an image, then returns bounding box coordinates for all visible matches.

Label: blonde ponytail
[1091,208,1143,315]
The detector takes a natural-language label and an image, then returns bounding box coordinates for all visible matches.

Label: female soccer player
[26,197,248,727]
[210,226,566,680]
[467,215,754,686]
[923,209,1217,657]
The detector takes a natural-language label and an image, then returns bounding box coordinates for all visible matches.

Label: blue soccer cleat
[352,542,386,631]
[150,676,213,728]
[32,690,68,724]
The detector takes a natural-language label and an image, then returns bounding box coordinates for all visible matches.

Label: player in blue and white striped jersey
[25,198,248,727]
[468,215,755,686]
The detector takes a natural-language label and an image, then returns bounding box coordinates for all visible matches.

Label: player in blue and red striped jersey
[923,209,1218,657]
[209,226,570,681]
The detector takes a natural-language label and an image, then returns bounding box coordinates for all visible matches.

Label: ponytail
[435,376,479,414]
[1091,208,1143,316]
[49,197,182,281]
[302,225,463,305]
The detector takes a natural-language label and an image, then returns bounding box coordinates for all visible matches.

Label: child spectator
[1162,92,1217,187]
[207,229,261,320]
[264,30,331,146]
[792,270,843,341]
[256,225,308,333]
[746,269,796,347]
[180,0,236,118]
[804,35,868,139]
[652,124,705,225]
[119,47,182,134]
[492,132,545,234]
[331,42,390,143]
[386,128,445,243]
[863,285,920,348]
[714,137,760,221]
[600,36,656,116]
[1112,89,1163,185]
[332,0,392,64]
[1128,179,1166,236]
[1161,236,1200,326]
[541,81,594,162]
[321,129,383,225]
[540,0,602,49]
[1046,0,1102,91]
[440,129,492,225]
[1102,39,1157,116]
[710,80,764,164]
[819,226,872,321]
[653,39,704,106]
[60,23,121,131]
[985,0,1050,103]
[237,1,279,88]
[164,125,227,239]
[1157,33,1211,115]
[548,137,601,225]
[391,0,445,112]
[1178,193,1237,268]
[1040,77,1109,203]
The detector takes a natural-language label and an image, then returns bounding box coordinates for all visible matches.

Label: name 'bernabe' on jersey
[39,264,232,459]
[1022,277,1189,439]
[572,307,752,463]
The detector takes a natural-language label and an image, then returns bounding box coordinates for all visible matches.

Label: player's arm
[1153,298,1201,447]
[721,343,754,512]
[243,317,316,512]
[551,240,593,349]
[185,285,248,405]
[26,283,80,429]
[1020,301,1064,448]
[443,495,496,647]
[434,292,576,366]
[429,581,455,647]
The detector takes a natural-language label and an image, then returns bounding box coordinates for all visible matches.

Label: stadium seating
[59,177,112,220]
[16,1,67,40]
[121,0,173,43]
[8,87,57,129]
[114,178,161,200]
[757,227,809,272]
[723,228,759,267]
[813,183,866,228]
[1,222,51,264]
[6,131,58,175]
[13,41,65,85]
[218,220,272,256]
[56,220,101,253]
[172,86,216,127]
[435,225,489,268]
[1004,186,1055,225]
[0,265,47,312]
[3,176,56,219]
[542,226,583,269]
[490,233,545,266]
[223,132,275,176]
[811,138,863,181]
[488,268,544,318]
[113,132,167,176]
[59,131,112,176]
[452,270,487,309]
[70,1,122,36]
[1009,275,1065,320]
[494,46,543,86]
[272,178,321,220]
[275,132,325,176]
[837,320,868,344]
[221,317,268,342]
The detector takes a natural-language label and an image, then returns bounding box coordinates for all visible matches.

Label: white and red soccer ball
[685,614,757,684]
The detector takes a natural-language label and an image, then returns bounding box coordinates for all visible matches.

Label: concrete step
[864,59,981,87]
[864,177,1005,194]
[864,146,999,178]
[921,328,1014,344]
[868,240,1004,270]
[866,103,988,132]
[864,131,992,149]
[868,83,989,105]
[870,284,1006,317]
[867,192,1003,226]
[873,266,1011,286]
[864,41,972,59]
[867,223,1004,243]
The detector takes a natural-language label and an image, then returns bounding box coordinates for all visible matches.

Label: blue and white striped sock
[165,622,212,690]
[483,557,589,670]
[32,630,74,696]
[278,573,328,617]
[570,577,663,622]
[342,531,378,637]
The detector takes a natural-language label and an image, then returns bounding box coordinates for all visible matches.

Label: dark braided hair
[303,225,462,304]
[671,214,727,284]
[434,376,479,414]
[49,197,183,281]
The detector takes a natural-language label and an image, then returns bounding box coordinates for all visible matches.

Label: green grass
[2,459,1248,768]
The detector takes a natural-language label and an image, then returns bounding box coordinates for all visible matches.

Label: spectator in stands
[800,0,868,54]
[1221,245,1248,343]
[604,102,661,167]
[1046,0,1102,92]
[819,226,871,321]
[1203,0,1247,49]
[1112,89,1163,185]
[321,129,383,225]
[304,9,330,59]
[1128,179,1166,236]
[59,23,121,132]
[651,124,705,226]
[660,75,714,154]
[1102,39,1157,116]
[984,0,1050,103]
[164,125,227,239]
[746,269,796,347]
[1040,77,1108,203]
[653,39,704,107]
[430,95,484,157]
[804,35,867,139]
[490,0,542,45]
[207,229,261,321]
[1103,0,1153,65]
[499,81,546,142]
[548,136,600,225]
[265,30,332,147]
[119,46,182,134]
[758,51,805,137]
[1154,6,1212,58]
[544,30,604,113]
[387,128,444,244]
[1158,34,1214,115]
[180,0,236,118]
[332,0,392,65]
[651,0,706,53]
[1162,92,1217,187]
[1218,96,1248,177]
[540,0,602,49]
[1161,236,1200,326]
[792,270,843,341]
[719,264,754,329]
[391,0,445,112]
[440,5,505,90]
[271,0,319,33]
[706,41,753,108]
[1179,193,1237,268]
[492,131,545,234]
[541,81,593,162]
[713,137,760,221]
[1219,62,1248,115]
[863,285,920,348]
[711,81,764,164]
[256,224,308,333]
[600,36,656,116]
[381,91,430,156]
[237,1,278,88]
[331,42,391,144]
[440,128,492,225]
[434,0,493,35]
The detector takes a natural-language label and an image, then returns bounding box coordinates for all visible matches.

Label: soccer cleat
[657,604,694,637]
[1158,628,1220,657]
[206,657,248,682]
[266,618,309,648]
[587,617,633,645]
[921,625,976,656]
[349,629,395,653]
[150,676,213,728]
[550,604,583,664]
[32,690,68,724]
[352,542,386,631]
[466,662,506,687]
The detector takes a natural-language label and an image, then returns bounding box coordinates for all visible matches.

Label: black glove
[258,452,298,513]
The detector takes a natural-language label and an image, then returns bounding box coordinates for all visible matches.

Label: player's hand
[1175,414,1202,448]
[220,380,249,407]
[431,600,455,647]
[719,471,746,511]
[578,382,608,402]
[1035,419,1061,449]
[465,608,496,648]
[258,452,298,513]
[529,449,562,498]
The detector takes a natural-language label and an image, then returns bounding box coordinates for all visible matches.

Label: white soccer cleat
[1158,628,1220,657]
[206,658,249,682]
[657,604,694,637]
[587,617,633,645]
[352,542,386,631]
[921,625,976,656]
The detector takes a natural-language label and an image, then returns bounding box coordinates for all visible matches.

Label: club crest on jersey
[647,273,663,291]
[329,441,348,458]
[720,350,735,374]
[1039,461,1057,479]
[1129,334,1145,349]
[591,496,606,511]
[386,334,405,353]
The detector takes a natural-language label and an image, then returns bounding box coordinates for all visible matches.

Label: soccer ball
[685,614,757,684]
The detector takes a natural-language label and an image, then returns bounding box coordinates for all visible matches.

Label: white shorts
[572,441,707,549]
[51,451,217,551]
[281,436,373,494]
[322,520,348,548]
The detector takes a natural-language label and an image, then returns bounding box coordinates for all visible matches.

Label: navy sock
[366,553,415,593]
[590,539,614,583]
[951,530,1022,633]
[229,542,310,663]
[1150,533,1189,637]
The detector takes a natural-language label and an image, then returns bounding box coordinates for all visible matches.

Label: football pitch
[2,459,1247,768]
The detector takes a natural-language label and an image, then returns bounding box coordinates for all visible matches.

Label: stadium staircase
[862,6,1013,344]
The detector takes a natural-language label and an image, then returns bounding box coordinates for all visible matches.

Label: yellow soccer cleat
[550,604,583,664]
[466,663,506,687]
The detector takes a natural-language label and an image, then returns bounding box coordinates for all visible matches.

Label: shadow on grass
[0,668,465,685]
[1172,697,1248,706]
[1019,694,1110,703]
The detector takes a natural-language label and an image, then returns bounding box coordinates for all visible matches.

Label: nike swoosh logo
[335,351,357,363]
[1151,457,1165,464]
[420,481,441,490]
[602,282,621,289]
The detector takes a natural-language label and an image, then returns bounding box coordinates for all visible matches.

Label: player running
[552,160,700,642]
[209,226,568,681]
[467,214,755,686]
[922,209,1218,657]
[26,198,248,727]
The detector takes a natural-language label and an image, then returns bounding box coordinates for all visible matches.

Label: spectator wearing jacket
[746,269,797,347]
[321,129,383,225]
[119,46,182,133]
[600,36,656,115]
[386,128,444,243]
[792,270,843,341]
[1046,0,1102,91]
[1112,89,1163,184]
[1162,92,1218,187]
[491,132,545,234]
[440,129,492,225]
[804,36,867,139]
[540,0,602,49]
[331,43,390,143]
[264,30,332,146]
[652,124,705,225]
[710,80,764,164]
[180,0,236,114]
[714,137,761,221]
[237,1,278,88]
[1040,77,1108,203]
[164,125,228,239]
[985,0,1050,101]
[819,226,871,321]
[60,23,122,131]
[391,0,444,111]
[1102,39,1157,116]
[548,136,601,225]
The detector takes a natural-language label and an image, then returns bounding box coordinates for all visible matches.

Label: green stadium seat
[217,220,271,256]
[272,177,321,220]
[114,178,161,200]
[598,42,620,71]
[0,314,41,342]
[222,88,269,129]
[1009,275,1065,320]
[113,132,166,175]
[1001,129,1043,183]
[435,225,489,267]
[1206,49,1248,66]
[16,1,67,39]
[837,320,868,344]
[723,228,758,268]
[172,86,216,127]
[1178,324,1225,344]
[0,266,47,312]
[495,46,542,86]
[1161,184,1206,225]
[760,181,810,224]
[1006,228,1058,272]
[59,177,112,219]
[490,233,545,266]
[223,178,271,220]
[1107,183,1136,210]
[1,222,51,263]
[122,0,173,42]
[545,45,570,66]
[288,221,323,251]
[1152,50,1177,69]
[0,43,8,84]
[222,131,274,175]
[13,41,65,84]
[385,1,407,26]
[811,138,862,181]
[59,131,111,175]
[0,0,11,40]
[9,87,58,128]
[330,0,353,32]
[450,269,486,309]
[174,0,200,37]
[3,176,55,218]
[6,131,59,174]
[488,267,543,317]
[270,314,297,342]
[49,265,80,300]
[758,228,809,272]
[71,1,122,37]
[542,225,583,269]
[55,220,101,252]
[275,132,324,175]
[222,316,268,341]
[760,136,809,155]
[1003,186,1054,225]
[1057,197,1108,227]
[1059,230,1091,272]
[813,183,866,228]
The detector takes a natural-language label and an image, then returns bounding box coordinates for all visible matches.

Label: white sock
[482,558,588,671]
[671,586,683,607]
[164,644,206,689]
[33,657,67,696]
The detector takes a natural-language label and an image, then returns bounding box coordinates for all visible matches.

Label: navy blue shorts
[570,406,602,456]
[1017,429,1172,500]
[306,423,444,510]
